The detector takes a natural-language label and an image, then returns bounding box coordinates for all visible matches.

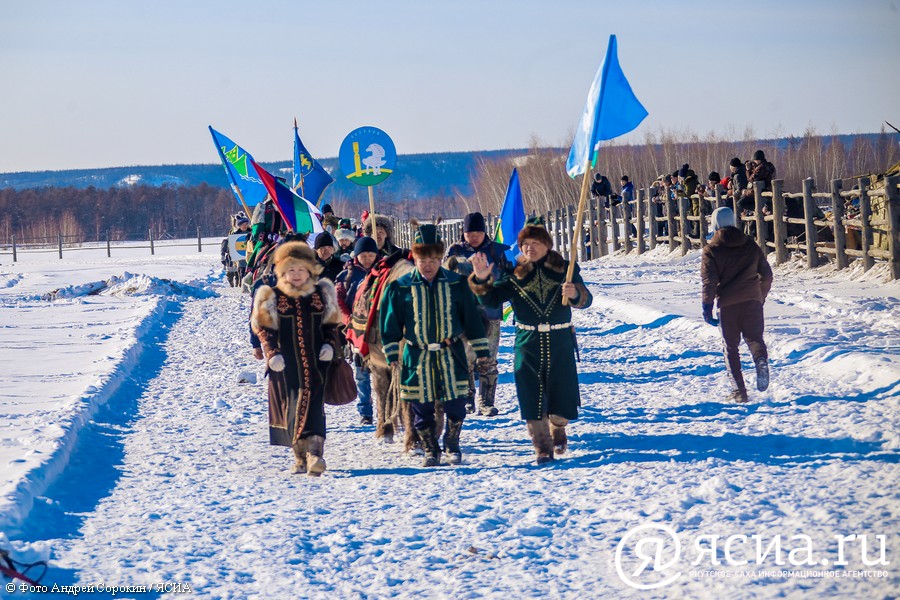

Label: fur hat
[729,157,743,168]
[273,241,322,279]
[313,231,335,250]
[517,216,553,249]
[678,164,690,178]
[335,227,356,244]
[708,171,721,183]
[752,150,766,161]
[410,222,444,258]
[463,212,486,233]
[353,236,379,257]
[711,207,736,231]
[362,214,393,240]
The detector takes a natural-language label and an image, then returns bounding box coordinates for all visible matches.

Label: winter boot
[549,414,569,456]
[527,418,554,465]
[755,357,770,392]
[305,435,327,476]
[465,373,476,414]
[443,418,464,465]
[477,377,499,417]
[417,426,441,467]
[727,388,749,403]
[290,438,308,474]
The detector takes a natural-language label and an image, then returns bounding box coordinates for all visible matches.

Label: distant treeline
[3,131,896,244]
[0,183,235,244]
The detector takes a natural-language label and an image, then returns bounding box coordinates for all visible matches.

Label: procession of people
[225,170,773,474]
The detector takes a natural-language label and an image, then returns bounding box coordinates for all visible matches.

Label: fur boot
[526,418,554,465]
[305,435,327,476]
[465,373,476,414]
[290,438,308,474]
[755,357,769,391]
[478,376,498,417]
[549,414,569,455]
[417,426,441,467]
[443,418,464,465]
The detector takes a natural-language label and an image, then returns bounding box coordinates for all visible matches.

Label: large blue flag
[293,122,334,206]
[494,168,526,262]
[209,126,268,207]
[566,35,648,178]
[252,160,324,236]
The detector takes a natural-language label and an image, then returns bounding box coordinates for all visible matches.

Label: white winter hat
[711,207,736,231]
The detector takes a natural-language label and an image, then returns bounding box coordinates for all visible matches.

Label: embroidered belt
[515,321,572,332]
[407,335,461,351]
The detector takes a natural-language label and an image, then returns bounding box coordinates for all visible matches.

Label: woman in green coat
[469,218,592,465]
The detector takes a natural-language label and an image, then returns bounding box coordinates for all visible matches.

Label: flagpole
[233,187,253,226]
[367,186,377,233]
[563,155,593,306]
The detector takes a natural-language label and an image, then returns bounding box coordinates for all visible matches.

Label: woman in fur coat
[251,241,343,475]
[469,217,593,465]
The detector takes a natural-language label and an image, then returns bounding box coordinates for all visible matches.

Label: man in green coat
[381,223,490,467]
[469,217,592,465]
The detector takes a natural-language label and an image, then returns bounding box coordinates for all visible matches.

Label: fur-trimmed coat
[468,251,592,421]
[251,278,343,446]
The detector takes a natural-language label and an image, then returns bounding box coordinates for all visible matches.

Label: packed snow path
[8,257,900,599]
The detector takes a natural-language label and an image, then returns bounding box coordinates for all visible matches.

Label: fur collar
[513,250,565,279]
[251,279,342,333]
[276,277,317,298]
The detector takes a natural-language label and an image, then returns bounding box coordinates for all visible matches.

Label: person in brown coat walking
[701,207,773,402]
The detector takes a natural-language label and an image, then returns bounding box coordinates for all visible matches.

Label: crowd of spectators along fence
[393,175,900,281]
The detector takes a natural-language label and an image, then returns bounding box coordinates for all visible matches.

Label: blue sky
[2,0,898,172]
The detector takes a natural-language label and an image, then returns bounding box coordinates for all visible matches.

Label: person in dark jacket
[701,207,773,403]
[445,212,513,416]
[314,232,343,282]
[590,172,614,207]
[335,236,380,425]
[727,157,748,214]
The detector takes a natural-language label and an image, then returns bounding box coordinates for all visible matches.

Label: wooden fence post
[564,204,573,260]
[714,184,724,209]
[771,179,788,265]
[885,175,900,280]
[678,196,690,256]
[589,197,599,260]
[149,229,155,256]
[830,179,848,270]
[11,235,16,262]
[801,178,818,268]
[636,189,645,255]
[609,201,620,252]
[552,209,561,253]
[648,192,657,250]
[753,181,767,253]
[666,189,677,252]
[197,226,202,252]
[58,232,63,259]
[597,197,608,257]
[699,196,709,248]
[858,177,874,271]
[106,230,111,258]
[623,196,633,254]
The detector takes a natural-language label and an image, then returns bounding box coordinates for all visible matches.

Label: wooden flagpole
[562,155,593,306]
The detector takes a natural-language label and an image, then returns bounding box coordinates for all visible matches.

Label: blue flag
[494,168,526,262]
[293,123,334,206]
[566,35,648,178]
[208,126,268,207]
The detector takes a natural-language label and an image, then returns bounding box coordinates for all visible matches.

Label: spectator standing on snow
[444,211,512,417]
[700,207,772,403]
[251,241,343,475]
[469,217,593,465]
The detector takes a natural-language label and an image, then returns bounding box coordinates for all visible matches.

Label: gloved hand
[318,344,334,362]
[702,303,718,326]
[268,353,285,372]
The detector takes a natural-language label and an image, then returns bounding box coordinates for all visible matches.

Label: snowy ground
[0,242,897,599]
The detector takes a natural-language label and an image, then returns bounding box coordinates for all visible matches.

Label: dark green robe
[381,268,489,404]
[469,251,592,420]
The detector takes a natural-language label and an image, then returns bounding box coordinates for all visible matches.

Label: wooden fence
[0,228,208,261]
[391,176,900,280]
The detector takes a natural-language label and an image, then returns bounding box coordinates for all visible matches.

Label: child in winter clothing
[251,241,343,475]
[701,207,773,403]
[335,236,380,424]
